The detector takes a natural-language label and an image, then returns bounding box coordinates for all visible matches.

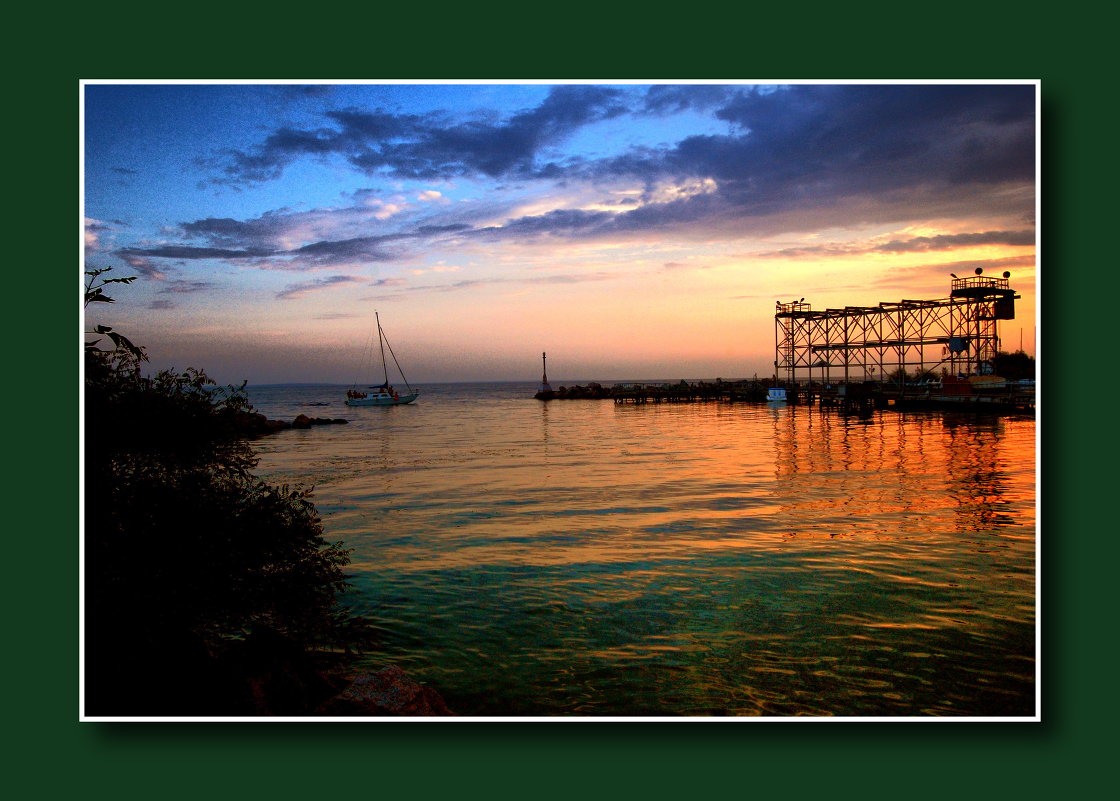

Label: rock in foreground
[317,665,454,716]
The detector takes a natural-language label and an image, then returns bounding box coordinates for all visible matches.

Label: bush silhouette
[84,269,370,715]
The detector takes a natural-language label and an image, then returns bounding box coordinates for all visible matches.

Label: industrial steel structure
[774,270,1020,385]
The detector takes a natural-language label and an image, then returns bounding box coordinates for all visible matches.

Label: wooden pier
[779,382,1034,415]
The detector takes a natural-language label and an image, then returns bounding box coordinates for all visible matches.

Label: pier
[611,380,767,404]
[603,379,1034,415]
[764,269,1035,414]
[536,270,1034,416]
[774,270,1021,387]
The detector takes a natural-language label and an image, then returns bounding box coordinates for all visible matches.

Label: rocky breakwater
[227,409,349,438]
[535,382,612,400]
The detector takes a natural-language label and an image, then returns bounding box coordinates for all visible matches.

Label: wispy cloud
[662,260,711,271]
[276,274,364,300]
[873,230,1035,253]
[159,280,215,294]
[756,229,1036,259]
[121,254,168,281]
[364,270,622,300]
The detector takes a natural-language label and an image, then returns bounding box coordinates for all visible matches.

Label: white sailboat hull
[345,390,419,407]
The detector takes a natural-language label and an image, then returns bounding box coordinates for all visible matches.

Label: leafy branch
[85,266,138,306]
[84,267,144,361]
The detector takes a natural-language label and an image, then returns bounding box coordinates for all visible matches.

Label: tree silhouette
[84,268,371,715]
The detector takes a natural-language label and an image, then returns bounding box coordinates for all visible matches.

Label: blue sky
[83,81,1037,384]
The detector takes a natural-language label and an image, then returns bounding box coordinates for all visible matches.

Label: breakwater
[536,379,770,403]
[535,378,1035,415]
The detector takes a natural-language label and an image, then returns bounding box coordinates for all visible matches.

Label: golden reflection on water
[769,409,1035,538]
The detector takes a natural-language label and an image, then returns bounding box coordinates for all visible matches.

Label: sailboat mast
[376,311,389,387]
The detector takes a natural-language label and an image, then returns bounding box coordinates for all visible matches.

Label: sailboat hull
[345,391,419,407]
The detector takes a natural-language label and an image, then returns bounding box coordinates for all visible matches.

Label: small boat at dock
[766,387,788,402]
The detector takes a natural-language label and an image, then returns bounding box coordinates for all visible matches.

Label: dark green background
[23,4,1099,796]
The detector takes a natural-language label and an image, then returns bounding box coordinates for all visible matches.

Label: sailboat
[345,312,420,406]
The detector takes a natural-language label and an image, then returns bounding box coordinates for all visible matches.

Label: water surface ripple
[249,382,1036,717]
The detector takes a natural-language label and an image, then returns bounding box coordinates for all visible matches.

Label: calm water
[247,382,1037,718]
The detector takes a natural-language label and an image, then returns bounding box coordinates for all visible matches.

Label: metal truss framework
[774,275,1019,385]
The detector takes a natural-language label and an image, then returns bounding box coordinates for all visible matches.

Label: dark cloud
[479,208,617,238]
[211,83,1035,214]
[180,217,264,240]
[122,218,416,269]
[642,84,738,115]
[291,234,404,266]
[119,245,274,260]
[153,84,1036,269]
[213,123,357,183]
[415,223,472,235]
[144,210,472,271]
[214,85,630,185]
[707,84,1034,191]
[121,219,285,263]
[564,84,1036,232]
[355,85,627,179]
[478,87,1033,245]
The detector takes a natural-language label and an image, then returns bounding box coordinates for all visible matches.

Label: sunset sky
[82,81,1037,385]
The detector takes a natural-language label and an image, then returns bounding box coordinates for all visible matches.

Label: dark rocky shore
[534,381,612,401]
[230,409,350,438]
[88,626,452,717]
[216,629,454,716]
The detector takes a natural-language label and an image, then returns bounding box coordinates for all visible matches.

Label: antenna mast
[538,351,553,393]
